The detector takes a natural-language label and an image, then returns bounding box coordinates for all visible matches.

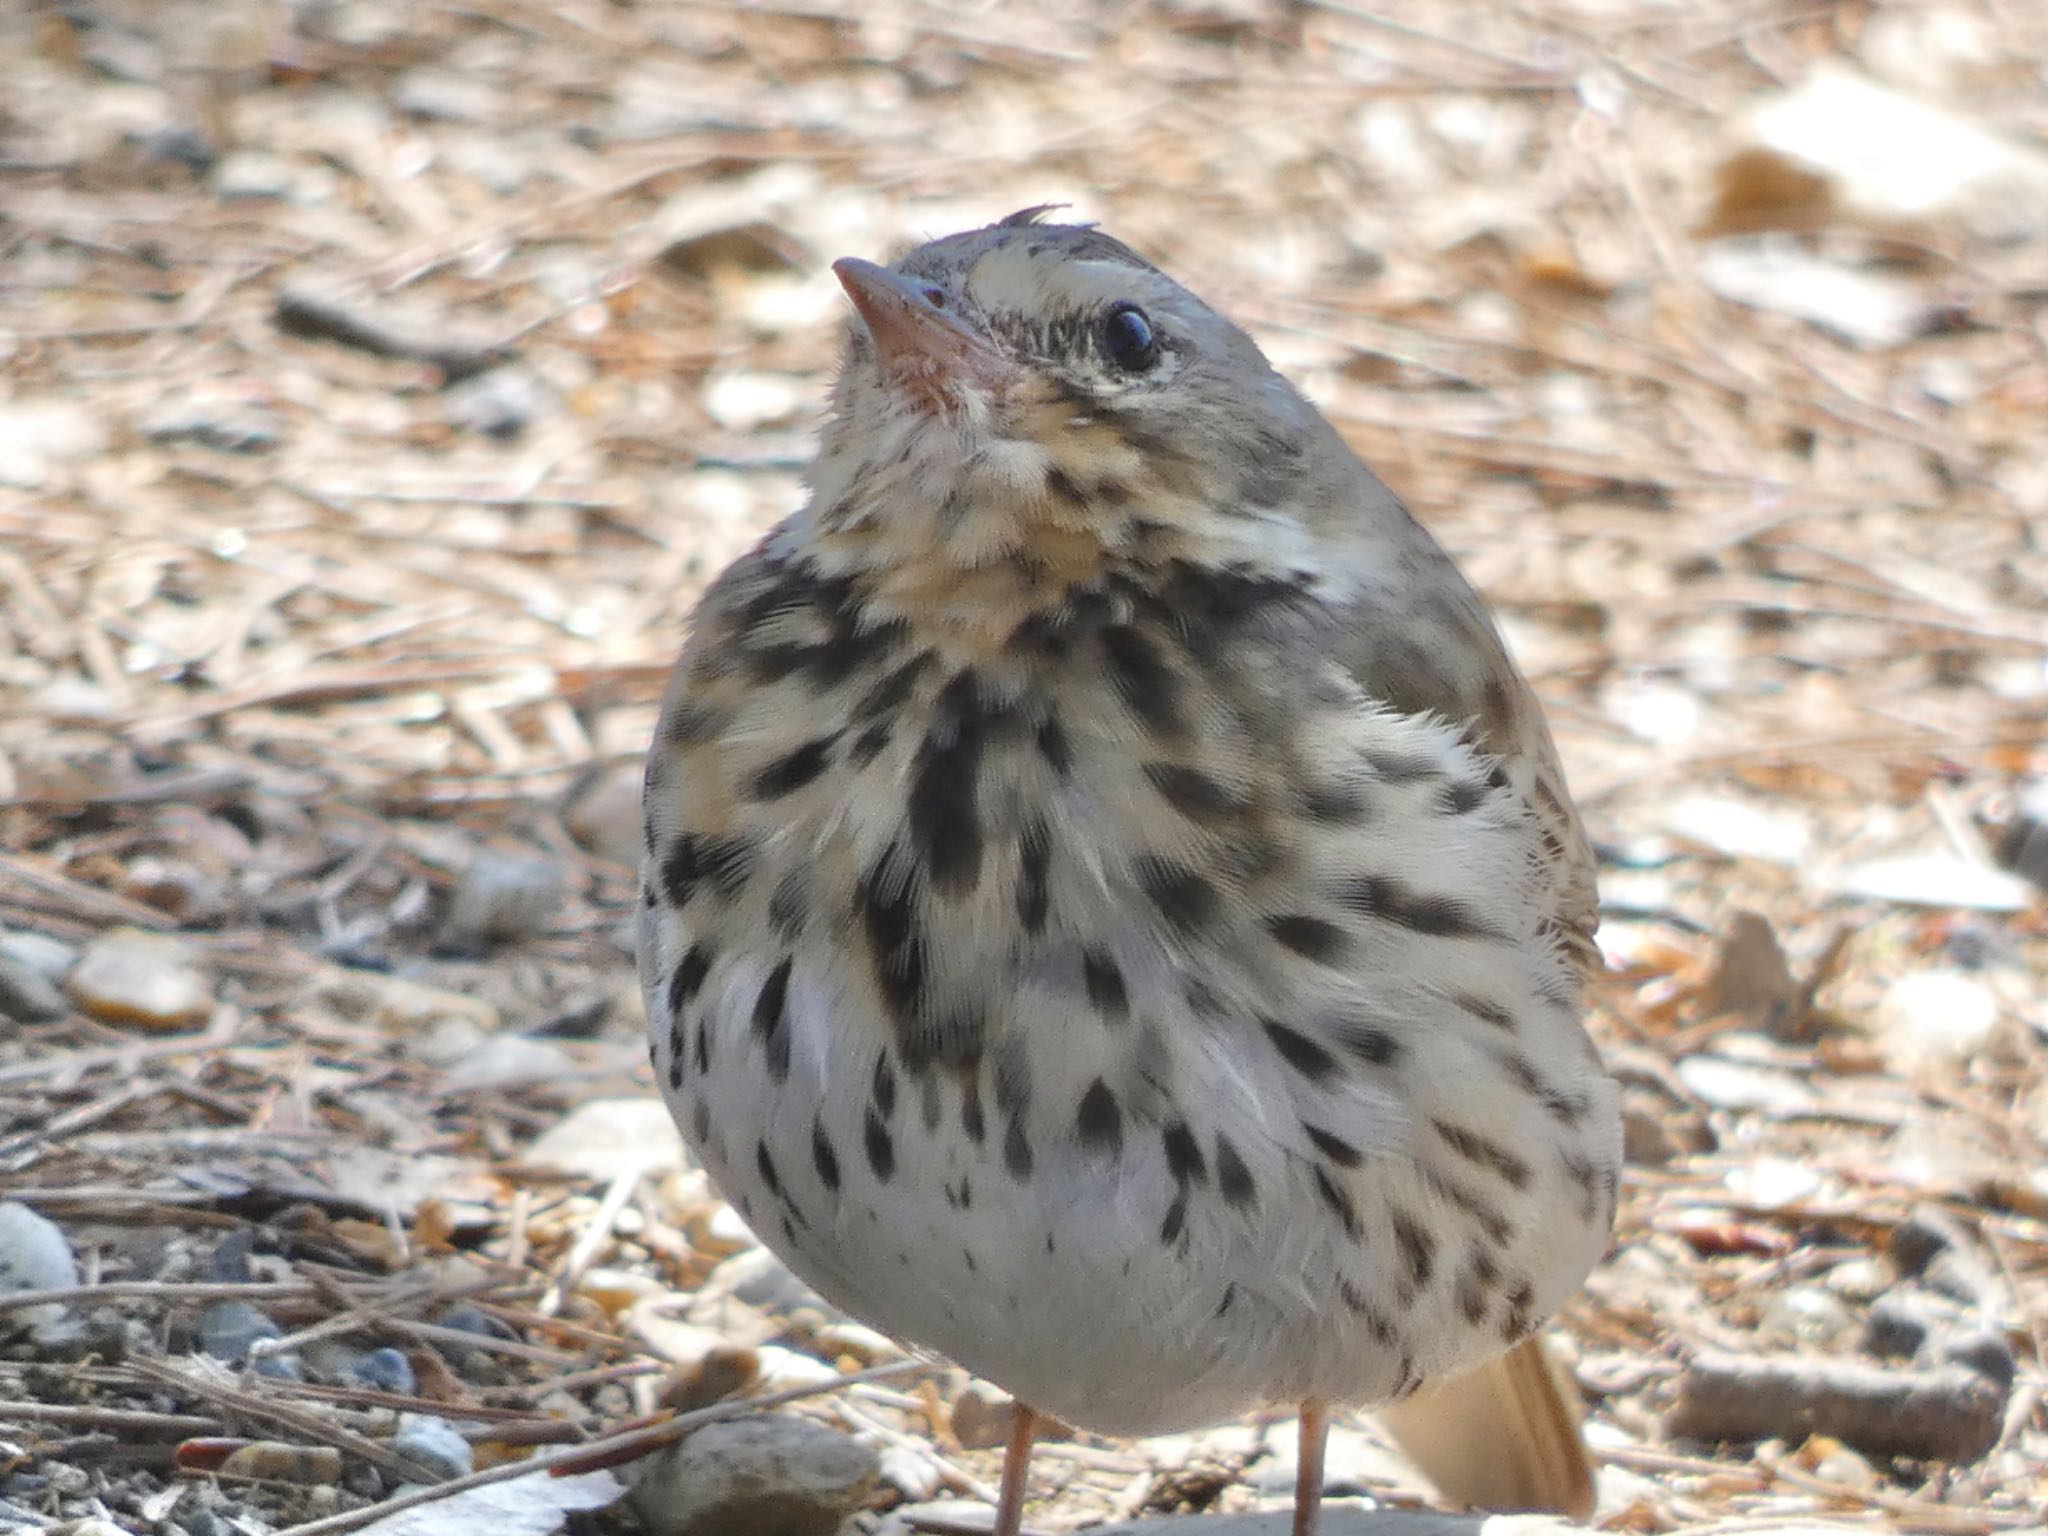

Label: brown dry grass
[1,1,2044,1532]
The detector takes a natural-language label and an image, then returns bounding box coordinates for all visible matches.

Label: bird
[638,208,1621,1536]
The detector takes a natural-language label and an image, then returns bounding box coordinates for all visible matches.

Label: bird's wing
[1332,549,1600,976]
[1333,531,1602,1518]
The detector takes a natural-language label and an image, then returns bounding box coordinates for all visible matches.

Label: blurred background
[1,1,2044,1532]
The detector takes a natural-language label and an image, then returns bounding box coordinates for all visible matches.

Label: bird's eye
[1100,303,1159,372]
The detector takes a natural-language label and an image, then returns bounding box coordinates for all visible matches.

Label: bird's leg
[992,1402,1039,1536]
[1293,1398,1329,1536]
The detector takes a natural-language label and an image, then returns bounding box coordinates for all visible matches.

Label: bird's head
[806,211,1368,612]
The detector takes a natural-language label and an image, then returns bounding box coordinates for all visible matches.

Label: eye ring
[1100,303,1160,372]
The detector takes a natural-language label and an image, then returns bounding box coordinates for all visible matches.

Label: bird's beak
[832,257,1013,400]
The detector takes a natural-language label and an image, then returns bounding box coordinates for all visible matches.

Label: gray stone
[439,850,567,951]
[353,1346,416,1394]
[197,1300,282,1364]
[629,1412,879,1536]
[0,1202,78,1328]
[0,930,77,985]
[0,956,66,1023]
[393,1413,473,1479]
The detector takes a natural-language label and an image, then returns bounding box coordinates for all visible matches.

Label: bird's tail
[1370,1335,1595,1521]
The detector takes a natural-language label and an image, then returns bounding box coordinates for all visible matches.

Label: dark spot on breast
[1313,1166,1361,1237]
[920,1074,942,1132]
[1392,1209,1435,1286]
[1004,1120,1034,1179]
[1433,1119,1532,1188]
[1458,1246,1501,1325]
[812,1119,841,1191]
[1441,779,1490,815]
[856,651,933,720]
[1133,855,1219,934]
[1016,818,1051,934]
[859,845,926,1032]
[1340,1282,1397,1344]
[961,1083,986,1144]
[752,734,838,799]
[752,957,793,1082]
[1302,783,1371,824]
[691,1097,710,1146]
[1560,1149,1605,1223]
[1424,1168,1511,1246]
[1076,1078,1122,1155]
[864,1109,895,1181]
[1100,624,1183,737]
[1035,715,1072,776]
[659,701,719,748]
[1545,1090,1589,1127]
[1365,750,1439,783]
[910,670,991,895]
[1341,875,1496,940]
[1454,993,1517,1032]
[666,1053,682,1090]
[871,1051,898,1120]
[851,718,893,766]
[1334,1016,1403,1068]
[1082,950,1128,1020]
[1265,914,1348,964]
[1143,762,1246,822]
[755,1141,783,1199]
[1215,1135,1255,1207]
[1162,1121,1206,1184]
[667,944,711,1015]
[1263,1018,1339,1082]
[1304,1123,1364,1168]
[658,833,755,910]
[1160,1193,1188,1244]
[1045,465,1086,505]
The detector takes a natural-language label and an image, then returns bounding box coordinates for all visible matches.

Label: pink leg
[992,1402,1039,1536]
[1294,1398,1329,1536]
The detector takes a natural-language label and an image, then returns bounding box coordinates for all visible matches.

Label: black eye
[1100,303,1159,372]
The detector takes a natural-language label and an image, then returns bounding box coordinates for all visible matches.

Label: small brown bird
[640,210,1620,1536]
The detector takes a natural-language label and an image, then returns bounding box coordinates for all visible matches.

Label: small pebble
[438,849,567,951]
[562,763,645,868]
[445,366,546,440]
[629,1412,878,1536]
[393,1413,473,1479]
[253,1351,306,1381]
[949,1386,1016,1450]
[0,1202,79,1328]
[0,930,77,985]
[197,1300,282,1365]
[219,1442,343,1484]
[0,955,67,1023]
[878,1444,941,1502]
[209,1229,256,1282]
[353,1346,417,1395]
[66,929,213,1030]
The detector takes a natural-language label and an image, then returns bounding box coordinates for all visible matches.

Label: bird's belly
[671,1045,1400,1435]
[649,942,1612,1438]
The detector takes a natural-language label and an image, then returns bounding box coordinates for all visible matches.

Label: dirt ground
[1,1,2045,1533]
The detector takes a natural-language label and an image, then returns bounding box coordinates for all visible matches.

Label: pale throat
[799,378,1327,658]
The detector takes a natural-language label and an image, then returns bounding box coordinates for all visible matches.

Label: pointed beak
[832,257,1012,398]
